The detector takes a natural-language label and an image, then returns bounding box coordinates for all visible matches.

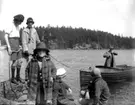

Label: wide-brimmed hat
[34,42,49,54]
[56,68,66,78]
[14,14,24,23]
[26,17,34,24]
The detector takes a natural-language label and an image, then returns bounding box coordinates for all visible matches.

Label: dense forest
[0,25,135,49]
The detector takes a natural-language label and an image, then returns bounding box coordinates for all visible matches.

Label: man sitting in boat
[53,68,76,105]
[79,67,110,105]
[103,47,118,68]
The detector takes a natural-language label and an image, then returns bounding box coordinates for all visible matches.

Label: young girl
[54,68,76,105]
[25,42,56,105]
[5,14,24,84]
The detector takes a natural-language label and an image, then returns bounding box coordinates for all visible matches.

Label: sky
[0,0,134,37]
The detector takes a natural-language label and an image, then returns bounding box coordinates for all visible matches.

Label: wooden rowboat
[80,65,135,89]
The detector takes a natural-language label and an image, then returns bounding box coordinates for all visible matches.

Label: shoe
[16,68,25,84]
[11,78,19,85]
[16,77,25,84]
[11,68,19,85]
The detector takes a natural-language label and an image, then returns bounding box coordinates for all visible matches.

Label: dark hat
[14,14,24,22]
[34,42,49,54]
[26,17,34,24]
[109,46,114,50]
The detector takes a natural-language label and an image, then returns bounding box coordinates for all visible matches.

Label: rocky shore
[0,80,33,105]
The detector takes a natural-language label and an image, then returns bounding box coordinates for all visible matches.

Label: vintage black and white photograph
[0,0,135,105]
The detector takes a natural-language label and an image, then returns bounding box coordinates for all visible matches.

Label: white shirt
[38,61,42,70]
[5,22,20,37]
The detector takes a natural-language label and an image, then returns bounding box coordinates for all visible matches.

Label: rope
[50,55,71,68]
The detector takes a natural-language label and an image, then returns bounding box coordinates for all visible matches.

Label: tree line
[0,26,134,49]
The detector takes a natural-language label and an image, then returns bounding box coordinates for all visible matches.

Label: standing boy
[25,42,56,105]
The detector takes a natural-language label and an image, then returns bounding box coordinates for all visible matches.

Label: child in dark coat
[53,68,76,105]
[25,42,56,105]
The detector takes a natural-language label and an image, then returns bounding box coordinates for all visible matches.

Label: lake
[50,50,135,105]
[0,49,135,105]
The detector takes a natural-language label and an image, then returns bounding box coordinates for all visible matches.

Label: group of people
[5,14,40,85]
[4,14,118,105]
[79,67,111,105]
[79,48,118,105]
[4,14,77,105]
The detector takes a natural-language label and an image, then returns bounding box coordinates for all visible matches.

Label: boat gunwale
[80,65,135,84]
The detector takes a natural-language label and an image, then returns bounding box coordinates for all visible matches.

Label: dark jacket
[25,56,56,101]
[92,77,110,105]
[53,79,71,100]
[53,79,76,105]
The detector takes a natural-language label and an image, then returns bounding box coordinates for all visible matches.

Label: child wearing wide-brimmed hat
[25,42,56,105]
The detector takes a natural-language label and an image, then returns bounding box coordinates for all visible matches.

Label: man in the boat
[103,46,118,68]
[53,68,77,105]
[79,67,110,105]
[4,14,24,84]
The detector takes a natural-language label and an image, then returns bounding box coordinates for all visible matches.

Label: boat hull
[80,65,135,89]
[96,65,135,83]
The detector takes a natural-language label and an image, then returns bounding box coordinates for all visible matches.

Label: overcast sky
[0,0,134,37]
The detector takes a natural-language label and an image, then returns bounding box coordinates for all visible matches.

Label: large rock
[0,97,18,105]
[0,80,28,105]
[18,94,27,102]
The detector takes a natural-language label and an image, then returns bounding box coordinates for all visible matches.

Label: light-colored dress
[22,27,40,55]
